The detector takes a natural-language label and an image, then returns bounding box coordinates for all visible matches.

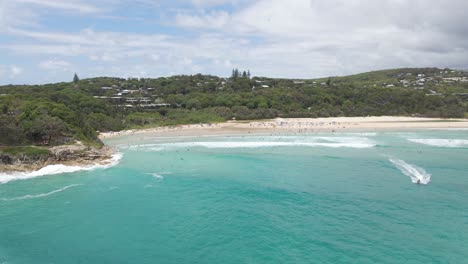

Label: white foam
[429,128,468,131]
[389,159,431,184]
[130,137,376,151]
[408,138,468,148]
[146,172,171,181]
[0,153,123,184]
[1,184,82,201]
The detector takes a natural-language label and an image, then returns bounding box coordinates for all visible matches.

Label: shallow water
[1,130,468,263]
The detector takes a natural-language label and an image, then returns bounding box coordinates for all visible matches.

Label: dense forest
[0,67,467,147]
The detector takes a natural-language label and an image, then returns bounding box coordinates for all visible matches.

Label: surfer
[416,179,421,184]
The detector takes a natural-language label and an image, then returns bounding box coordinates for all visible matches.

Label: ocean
[1,130,467,263]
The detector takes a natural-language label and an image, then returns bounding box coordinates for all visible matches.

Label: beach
[99,116,468,139]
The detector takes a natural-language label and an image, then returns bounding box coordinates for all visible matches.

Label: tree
[73,73,80,83]
[0,115,24,145]
[242,71,247,78]
[247,70,251,78]
[231,68,240,79]
[28,115,68,145]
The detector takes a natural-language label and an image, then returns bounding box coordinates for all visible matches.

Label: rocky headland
[0,141,115,173]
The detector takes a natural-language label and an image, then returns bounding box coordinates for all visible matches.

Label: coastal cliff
[0,142,115,173]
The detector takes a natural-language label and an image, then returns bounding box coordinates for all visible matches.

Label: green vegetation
[0,146,51,157]
[0,67,467,147]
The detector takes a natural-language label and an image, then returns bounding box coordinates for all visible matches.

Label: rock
[0,142,115,173]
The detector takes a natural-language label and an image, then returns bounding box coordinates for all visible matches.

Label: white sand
[98,116,468,139]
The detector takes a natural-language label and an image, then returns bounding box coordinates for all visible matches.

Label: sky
[1,0,468,84]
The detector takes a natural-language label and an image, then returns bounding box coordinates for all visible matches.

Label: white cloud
[39,59,72,71]
[0,0,38,31]
[170,0,468,76]
[190,0,241,7]
[0,65,24,78]
[10,65,23,76]
[2,0,468,83]
[175,10,230,29]
[15,0,101,13]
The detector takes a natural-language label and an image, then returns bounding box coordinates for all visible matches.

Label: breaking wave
[389,159,431,184]
[146,172,171,181]
[128,137,376,151]
[1,184,82,201]
[0,153,123,184]
[408,138,468,148]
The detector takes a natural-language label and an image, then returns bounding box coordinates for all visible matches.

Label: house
[261,85,270,88]
[426,90,442,96]
[293,81,305,84]
[126,98,139,103]
[101,87,113,90]
[443,77,468,82]
[110,96,123,102]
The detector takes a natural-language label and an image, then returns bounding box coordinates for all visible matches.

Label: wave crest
[408,138,468,148]
[389,159,431,184]
[0,153,123,184]
[1,184,82,201]
[127,137,376,151]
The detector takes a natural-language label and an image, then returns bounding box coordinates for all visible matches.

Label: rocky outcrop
[0,142,115,173]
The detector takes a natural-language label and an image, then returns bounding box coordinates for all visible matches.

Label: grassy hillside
[1,67,467,147]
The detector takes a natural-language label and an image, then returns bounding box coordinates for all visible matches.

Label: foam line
[408,138,468,148]
[126,137,376,151]
[0,153,123,184]
[1,184,82,201]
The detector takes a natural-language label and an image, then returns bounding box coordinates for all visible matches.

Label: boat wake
[389,159,431,185]
[0,153,123,184]
[1,184,82,201]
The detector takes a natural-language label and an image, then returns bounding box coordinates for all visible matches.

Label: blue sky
[1,0,468,84]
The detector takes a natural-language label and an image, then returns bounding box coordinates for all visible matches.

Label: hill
[0,67,467,149]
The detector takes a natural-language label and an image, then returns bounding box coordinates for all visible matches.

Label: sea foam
[0,153,123,184]
[128,137,376,151]
[408,138,468,148]
[389,159,431,184]
[146,172,171,181]
[1,184,82,201]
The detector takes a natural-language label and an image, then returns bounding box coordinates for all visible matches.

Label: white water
[127,137,376,151]
[389,159,432,184]
[408,138,468,148]
[0,153,123,184]
[1,184,82,201]
[146,172,167,181]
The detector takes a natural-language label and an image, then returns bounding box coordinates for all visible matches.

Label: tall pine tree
[73,73,79,83]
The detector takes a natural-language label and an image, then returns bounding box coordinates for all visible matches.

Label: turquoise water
[1,130,468,263]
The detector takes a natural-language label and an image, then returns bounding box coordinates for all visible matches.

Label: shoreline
[2,116,467,178]
[99,116,468,139]
[0,141,118,176]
